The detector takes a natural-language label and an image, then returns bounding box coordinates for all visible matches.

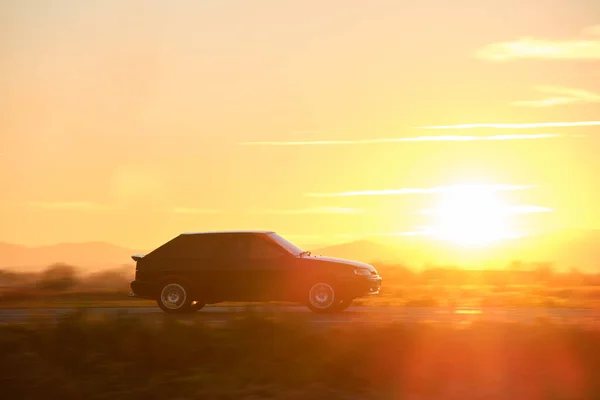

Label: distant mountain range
[1,228,599,272]
[311,229,600,272]
[0,242,144,272]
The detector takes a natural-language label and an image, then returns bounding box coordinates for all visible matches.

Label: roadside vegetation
[356,263,600,309]
[2,310,600,399]
[2,261,600,309]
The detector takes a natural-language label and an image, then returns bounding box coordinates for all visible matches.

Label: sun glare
[425,185,519,248]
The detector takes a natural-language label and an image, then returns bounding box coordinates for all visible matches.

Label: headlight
[353,268,371,276]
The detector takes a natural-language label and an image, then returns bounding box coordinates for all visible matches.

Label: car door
[231,233,296,302]
[162,234,228,302]
[199,233,252,302]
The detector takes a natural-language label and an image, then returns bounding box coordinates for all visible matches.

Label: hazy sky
[1,0,599,249]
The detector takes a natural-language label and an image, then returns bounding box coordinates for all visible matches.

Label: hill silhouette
[311,229,600,272]
[0,241,141,271]
[1,228,599,272]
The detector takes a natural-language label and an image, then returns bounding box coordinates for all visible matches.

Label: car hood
[307,255,376,272]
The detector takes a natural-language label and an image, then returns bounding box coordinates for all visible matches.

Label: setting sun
[423,185,520,248]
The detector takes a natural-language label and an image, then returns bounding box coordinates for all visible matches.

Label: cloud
[283,231,431,242]
[476,25,600,61]
[172,207,223,215]
[306,184,533,198]
[420,205,553,215]
[252,207,364,215]
[511,98,577,108]
[585,25,600,36]
[419,121,600,130]
[512,86,600,108]
[172,207,363,215]
[239,133,561,146]
[509,206,553,214]
[26,201,108,211]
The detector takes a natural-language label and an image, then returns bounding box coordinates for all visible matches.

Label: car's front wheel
[157,281,194,314]
[307,282,341,313]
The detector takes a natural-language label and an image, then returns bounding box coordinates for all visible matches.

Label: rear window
[148,234,224,259]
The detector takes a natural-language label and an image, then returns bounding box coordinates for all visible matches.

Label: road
[3,305,600,325]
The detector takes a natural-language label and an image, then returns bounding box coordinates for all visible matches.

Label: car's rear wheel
[307,282,340,313]
[157,281,194,314]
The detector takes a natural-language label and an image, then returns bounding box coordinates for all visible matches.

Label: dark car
[129,230,382,314]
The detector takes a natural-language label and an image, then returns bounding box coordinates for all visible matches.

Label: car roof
[180,230,275,236]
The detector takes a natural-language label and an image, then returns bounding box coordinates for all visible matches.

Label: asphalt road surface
[3,306,600,326]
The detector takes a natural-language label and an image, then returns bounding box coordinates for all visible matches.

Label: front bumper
[342,275,382,298]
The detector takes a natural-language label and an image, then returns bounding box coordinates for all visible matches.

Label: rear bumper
[129,280,157,300]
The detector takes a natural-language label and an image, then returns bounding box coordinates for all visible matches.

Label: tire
[306,282,340,313]
[157,281,194,314]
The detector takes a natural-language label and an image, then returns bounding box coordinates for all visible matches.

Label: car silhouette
[129,230,382,314]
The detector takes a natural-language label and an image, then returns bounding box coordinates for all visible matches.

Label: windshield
[266,233,305,256]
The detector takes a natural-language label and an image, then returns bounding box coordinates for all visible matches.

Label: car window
[150,235,224,259]
[265,233,303,256]
[231,234,286,259]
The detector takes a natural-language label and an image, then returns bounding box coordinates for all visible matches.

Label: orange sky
[1,0,600,249]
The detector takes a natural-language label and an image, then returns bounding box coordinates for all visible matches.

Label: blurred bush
[36,263,78,291]
[77,266,132,291]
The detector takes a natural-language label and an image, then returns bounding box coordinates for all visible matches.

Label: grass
[3,310,600,399]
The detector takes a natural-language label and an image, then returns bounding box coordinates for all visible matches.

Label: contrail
[172,207,223,215]
[239,133,561,146]
[306,184,534,198]
[419,121,600,130]
[251,207,364,215]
